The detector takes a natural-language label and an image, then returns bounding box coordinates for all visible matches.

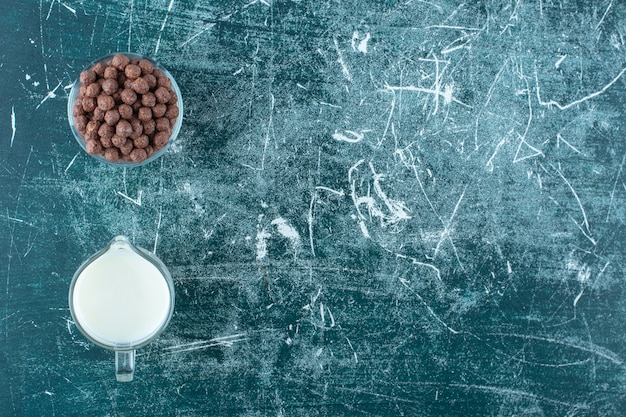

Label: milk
[71,245,172,347]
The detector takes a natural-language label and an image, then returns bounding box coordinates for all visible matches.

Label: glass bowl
[67,52,183,167]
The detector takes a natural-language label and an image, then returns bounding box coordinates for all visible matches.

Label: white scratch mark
[573,288,584,307]
[326,305,335,328]
[46,0,55,20]
[513,133,544,163]
[487,333,624,366]
[153,206,162,254]
[475,60,508,150]
[595,0,613,31]
[351,30,370,53]
[43,64,50,90]
[332,130,365,143]
[536,67,626,110]
[369,162,412,224]
[555,55,567,68]
[271,217,301,247]
[128,0,134,52]
[441,41,470,55]
[257,93,274,171]
[357,33,371,53]
[155,0,175,55]
[6,216,35,227]
[116,190,142,206]
[180,23,215,47]
[10,106,16,147]
[163,334,248,354]
[346,337,358,363]
[556,168,591,235]
[379,94,395,146]
[485,137,507,171]
[358,219,370,238]
[423,24,483,31]
[64,152,80,174]
[399,277,458,333]
[556,133,581,154]
[308,192,316,257]
[333,37,352,81]
[513,78,543,163]
[255,229,271,260]
[606,152,625,223]
[315,186,344,196]
[434,186,466,260]
[383,83,469,107]
[35,81,62,110]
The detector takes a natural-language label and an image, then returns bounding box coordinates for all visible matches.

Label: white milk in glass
[72,245,172,347]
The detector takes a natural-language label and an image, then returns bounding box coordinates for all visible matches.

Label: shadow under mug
[68,236,175,382]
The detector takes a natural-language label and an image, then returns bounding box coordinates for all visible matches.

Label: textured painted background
[1,0,625,415]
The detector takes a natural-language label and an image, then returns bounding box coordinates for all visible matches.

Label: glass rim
[67,52,184,168]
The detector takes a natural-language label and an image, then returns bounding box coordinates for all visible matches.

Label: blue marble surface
[1,0,625,415]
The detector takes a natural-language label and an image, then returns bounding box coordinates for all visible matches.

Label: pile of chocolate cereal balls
[72,54,179,163]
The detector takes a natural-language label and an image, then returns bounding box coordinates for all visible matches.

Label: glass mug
[69,236,175,382]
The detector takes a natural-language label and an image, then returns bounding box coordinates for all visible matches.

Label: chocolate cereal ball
[138,59,153,74]
[131,77,150,95]
[102,78,118,95]
[100,135,113,148]
[74,115,88,131]
[154,87,171,103]
[142,119,156,135]
[98,123,115,140]
[93,107,106,122]
[97,95,115,111]
[130,148,148,163]
[153,131,170,148]
[85,82,101,98]
[111,135,127,148]
[104,147,120,162]
[141,92,156,107]
[82,97,96,112]
[85,139,102,155]
[71,53,181,165]
[104,109,120,126]
[138,107,152,122]
[165,105,179,119]
[124,64,142,80]
[111,54,130,70]
[103,66,118,80]
[79,70,96,85]
[93,62,106,76]
[152,103,167,118]
[143,73,157,89]
[117,104,133,120]
[120,88,137,105]
[130,119,143,139]
[133,134,149,149]
[156,117,170,132]
[116,120,133,137]
[119,139,134,156]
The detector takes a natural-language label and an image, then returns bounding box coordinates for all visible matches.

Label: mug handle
[115,350,135,382]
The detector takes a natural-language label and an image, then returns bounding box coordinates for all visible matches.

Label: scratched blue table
[1,0,626,415]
